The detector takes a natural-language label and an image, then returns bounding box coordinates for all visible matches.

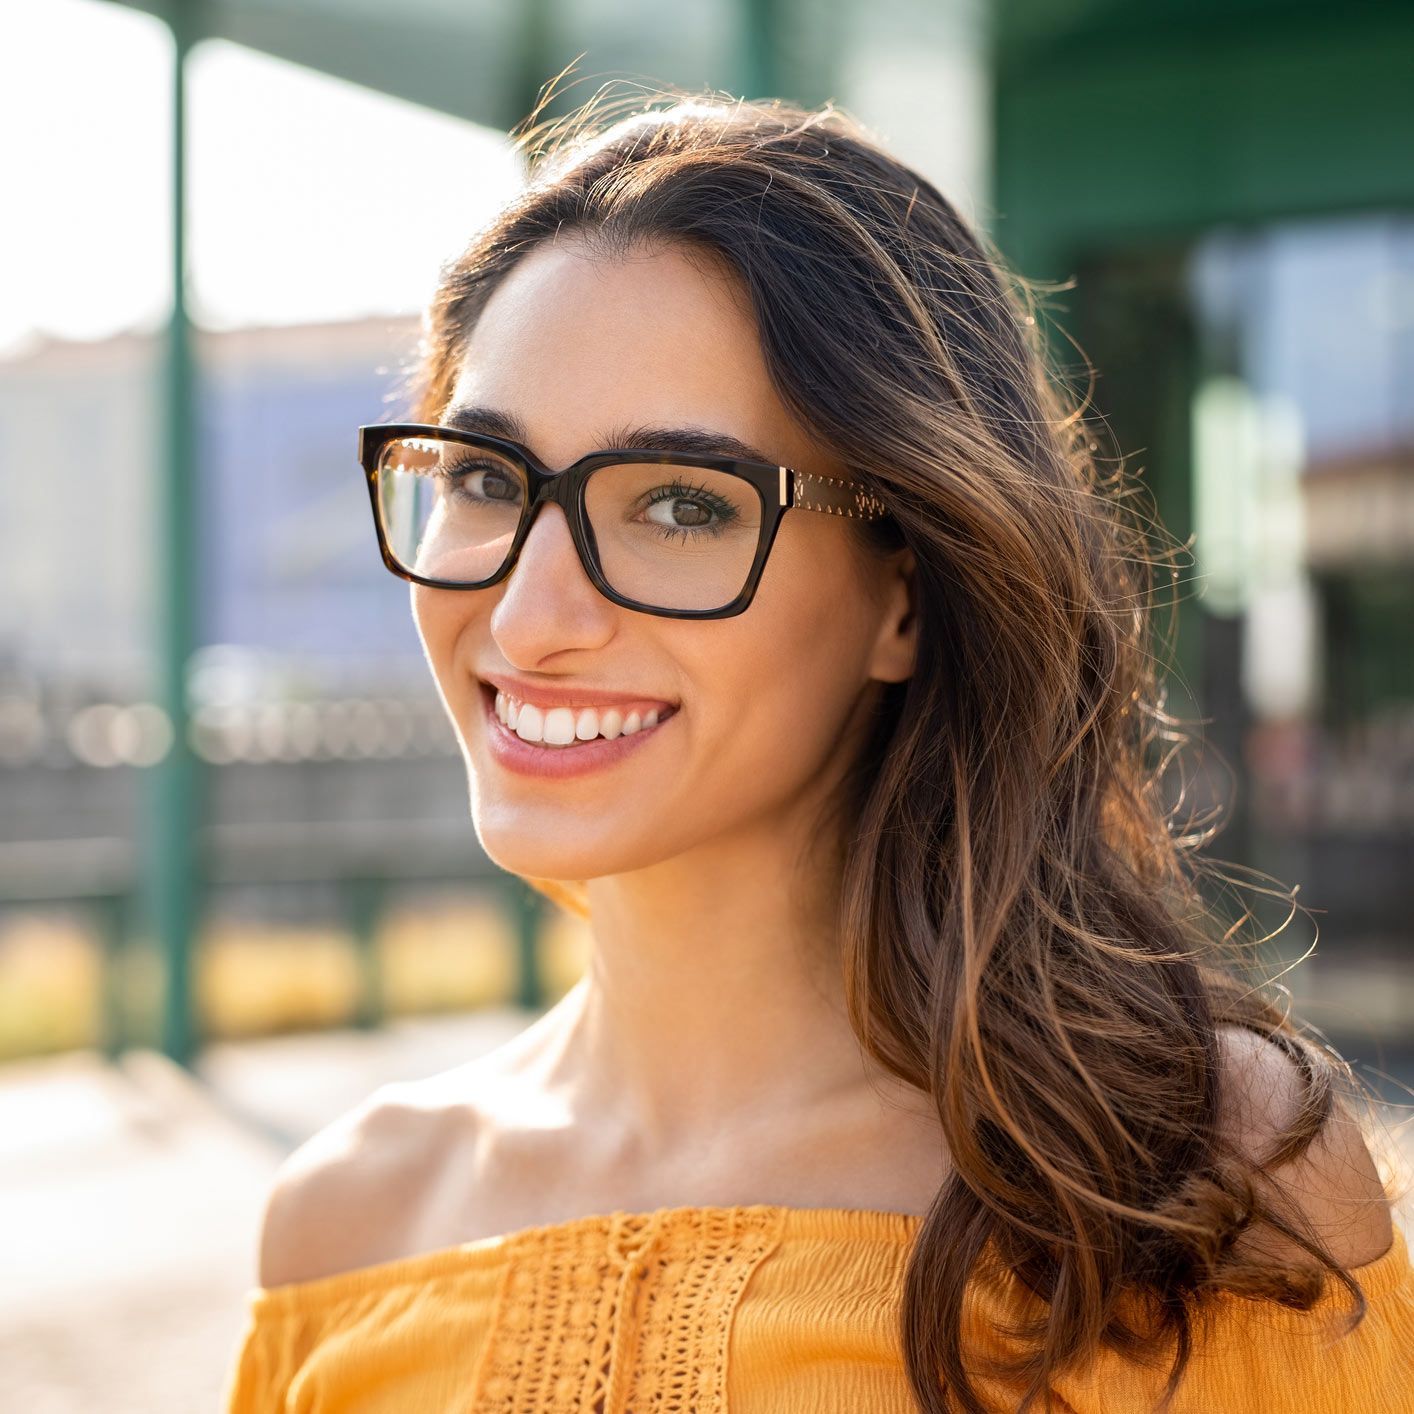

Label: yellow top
[222,1203,1414,1413]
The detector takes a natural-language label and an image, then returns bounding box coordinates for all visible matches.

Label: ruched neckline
[248,1203,923,1314]
[246,1200,1413,1318]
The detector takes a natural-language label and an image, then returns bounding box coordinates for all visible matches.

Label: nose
[488,499,616,663]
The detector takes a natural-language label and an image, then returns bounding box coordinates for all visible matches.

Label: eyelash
[643,479,739,539]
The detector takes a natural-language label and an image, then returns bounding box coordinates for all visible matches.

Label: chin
[469,806,652,883]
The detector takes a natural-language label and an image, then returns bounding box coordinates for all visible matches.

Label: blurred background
[2,0,1411,1408]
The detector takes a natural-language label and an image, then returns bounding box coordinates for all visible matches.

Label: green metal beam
[992,2,1414,281]
[102,0,775,133]
[108,0,525,128]
[994,0,1407,70]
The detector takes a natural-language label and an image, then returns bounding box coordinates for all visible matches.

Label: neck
[529,807,879,1162]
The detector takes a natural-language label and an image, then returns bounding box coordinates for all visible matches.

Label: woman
[224,89,1413,1413]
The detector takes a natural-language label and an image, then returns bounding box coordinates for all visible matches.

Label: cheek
[411,586,445,664]
[411,586,477,708]
[699,574,871,786]
[747,523,878,691]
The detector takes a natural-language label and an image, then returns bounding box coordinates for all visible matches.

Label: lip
[478,671,678,714]
[477,681,679,780]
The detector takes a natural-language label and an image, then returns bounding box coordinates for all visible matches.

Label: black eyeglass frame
[358,421,891,620]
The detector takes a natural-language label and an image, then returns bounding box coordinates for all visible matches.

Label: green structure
[994,0,1414,865]
[992,0,1414,547]
[148,0,201,1065]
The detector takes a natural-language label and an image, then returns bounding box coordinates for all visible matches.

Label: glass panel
[585,462,763,611]
[377,436,525,582]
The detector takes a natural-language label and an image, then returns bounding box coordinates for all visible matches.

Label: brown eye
[445,462,521,502]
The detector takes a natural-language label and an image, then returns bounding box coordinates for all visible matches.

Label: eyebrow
[441,403,779,467]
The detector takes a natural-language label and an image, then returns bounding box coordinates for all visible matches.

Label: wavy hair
[398,80,1400,1413]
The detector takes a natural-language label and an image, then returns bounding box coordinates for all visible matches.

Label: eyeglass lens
[376,436,765,612]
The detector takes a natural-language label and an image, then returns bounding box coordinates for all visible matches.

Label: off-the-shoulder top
[222,1203,1414,1412]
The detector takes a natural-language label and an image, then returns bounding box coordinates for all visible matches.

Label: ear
[867,546,917,684]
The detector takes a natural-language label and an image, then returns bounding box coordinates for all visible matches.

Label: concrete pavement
[0,1010,533,1414]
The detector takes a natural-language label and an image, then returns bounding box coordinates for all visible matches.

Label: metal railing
[0,826,547,1061]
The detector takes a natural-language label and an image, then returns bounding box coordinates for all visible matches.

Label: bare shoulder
[256,996,605,1289]
[256,1066,488,1290]
[1214,1022,1395,1270]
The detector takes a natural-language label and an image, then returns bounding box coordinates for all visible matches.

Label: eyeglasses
[357,422,890,619]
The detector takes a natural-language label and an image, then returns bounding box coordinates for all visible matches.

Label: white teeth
[491,690,670,747]
[542,706,576,745]
[514,703,544,743]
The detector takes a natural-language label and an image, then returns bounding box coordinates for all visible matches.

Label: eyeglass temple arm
[785,467,890,521]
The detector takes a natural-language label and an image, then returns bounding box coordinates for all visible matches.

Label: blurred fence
[0,680,566,1060]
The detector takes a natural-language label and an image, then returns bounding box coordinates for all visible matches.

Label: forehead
[444,236,841,474]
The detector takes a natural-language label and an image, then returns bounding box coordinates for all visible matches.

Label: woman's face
[413,235,915,882]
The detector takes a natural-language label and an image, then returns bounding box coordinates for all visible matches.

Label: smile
[477,682,679,779]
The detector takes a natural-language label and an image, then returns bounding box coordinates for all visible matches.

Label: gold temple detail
[791,468,889,521]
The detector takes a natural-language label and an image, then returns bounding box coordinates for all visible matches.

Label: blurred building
[0,316,427,686]
[1188,217,1414,944]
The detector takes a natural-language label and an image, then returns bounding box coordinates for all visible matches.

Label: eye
[648,492,713,528]
[442,459,522,503]
[642,480,739,536]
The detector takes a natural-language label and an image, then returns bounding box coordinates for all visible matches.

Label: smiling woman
[223,87,1414,1414]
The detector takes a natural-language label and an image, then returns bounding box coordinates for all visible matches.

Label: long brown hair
[400,81,1401,1413]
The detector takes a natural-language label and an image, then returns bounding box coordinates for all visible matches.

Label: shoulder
[1214,1023,1395,1270]
[256,1069,485,1290]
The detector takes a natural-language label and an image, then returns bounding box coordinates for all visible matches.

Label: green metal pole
[97,892,130,1060]
[508,0,553,130]
[145,0,202,1068]
[739,0,780,100]
[510,880,544,1011]
[348,877,386,1030]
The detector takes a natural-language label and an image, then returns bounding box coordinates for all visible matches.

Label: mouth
[475,680,680,778]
